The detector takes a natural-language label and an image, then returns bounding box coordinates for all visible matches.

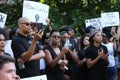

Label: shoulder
[101,44,107,49]
[86,45,93,51]
[43,45,51,50]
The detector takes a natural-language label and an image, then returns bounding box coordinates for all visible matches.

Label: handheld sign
[0,12,7,28]
[85,18,102,30]
[101,12,119,27]
[20,75,47,80]
[22,1,49,25]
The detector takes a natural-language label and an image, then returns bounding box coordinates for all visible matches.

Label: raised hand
[33,29,44,41]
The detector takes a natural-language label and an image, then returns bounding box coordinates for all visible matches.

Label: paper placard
[22,1,49,25]
[85,18,102,29]
[0,12,7,28]
[101,12,119,27]
[20,75,47,80]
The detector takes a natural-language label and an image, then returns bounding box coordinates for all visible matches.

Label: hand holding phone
[64,39,70,48]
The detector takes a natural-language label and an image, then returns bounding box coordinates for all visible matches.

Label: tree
[0,0,120,36]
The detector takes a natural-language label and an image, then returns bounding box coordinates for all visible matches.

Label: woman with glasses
[44,29,68,80]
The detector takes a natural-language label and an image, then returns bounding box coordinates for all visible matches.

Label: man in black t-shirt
[11,17,46,78]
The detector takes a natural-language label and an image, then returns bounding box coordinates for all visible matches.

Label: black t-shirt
[85,44,108,80]
[69,38,77,51]
[11,33,41,78]
[78,49,88,80]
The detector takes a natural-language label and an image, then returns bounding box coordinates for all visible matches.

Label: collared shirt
[11,33,41,78]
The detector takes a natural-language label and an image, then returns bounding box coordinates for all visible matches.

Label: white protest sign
[20,75,47,80]
[0,12,7,28]
[22,1,49,25]
[101,12,119,27]
[85,18,102,29]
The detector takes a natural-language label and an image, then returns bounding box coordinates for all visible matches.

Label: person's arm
[46,18,52,32]
[44,47,68,68]
[78,58,86,66]
[29,50,46,61]
[68,49,80,65]
[17,50,46,65]
[101,53,109,65]
[86,50,104,68]
[21,31,43,61]
[86,56,101,68]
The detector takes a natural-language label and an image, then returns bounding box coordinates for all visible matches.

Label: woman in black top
[85,29,109,80]
[78,34,90,80]
[44,30,68,80]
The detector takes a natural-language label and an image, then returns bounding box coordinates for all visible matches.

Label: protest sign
[20,75,47,80]
[85,18,102,29]
[101,12,119,27]
[0,12,7,28]
[22,1,49,25]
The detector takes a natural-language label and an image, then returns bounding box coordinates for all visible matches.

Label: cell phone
[98,47,103,52]
[64,39,70,48]
[36,23,43,31]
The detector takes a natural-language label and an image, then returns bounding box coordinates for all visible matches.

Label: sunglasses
[21,23,32,26]
[51,35,61,38]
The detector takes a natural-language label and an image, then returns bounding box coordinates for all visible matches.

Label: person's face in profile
[83,36,90,46]
[19,18,32,34]
[0,62,18,80]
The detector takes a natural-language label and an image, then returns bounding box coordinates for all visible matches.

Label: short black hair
[0,29,6,39]
[0,54,15,70]
[9,27,18,39]
[105,32,113,40]
[50,29,59,36]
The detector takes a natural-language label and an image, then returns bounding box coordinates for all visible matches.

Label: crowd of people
[0,17,120,80]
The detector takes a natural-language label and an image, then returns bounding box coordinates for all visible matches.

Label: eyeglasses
[20,23,32,26]
[51,35,61,38]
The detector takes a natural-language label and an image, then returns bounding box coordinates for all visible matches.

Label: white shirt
[39,58,46,70]
[4,40,14,57]
[102,42,115,67]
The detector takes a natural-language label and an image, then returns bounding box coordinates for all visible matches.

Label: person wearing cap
[85,25,95,35]
[85,28,109,80]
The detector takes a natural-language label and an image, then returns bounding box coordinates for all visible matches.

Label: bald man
[11,17,45,78]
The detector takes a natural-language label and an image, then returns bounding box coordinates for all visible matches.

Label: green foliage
[1,0,120,36]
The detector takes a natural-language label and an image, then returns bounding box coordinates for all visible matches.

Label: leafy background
[0,0,120,37]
